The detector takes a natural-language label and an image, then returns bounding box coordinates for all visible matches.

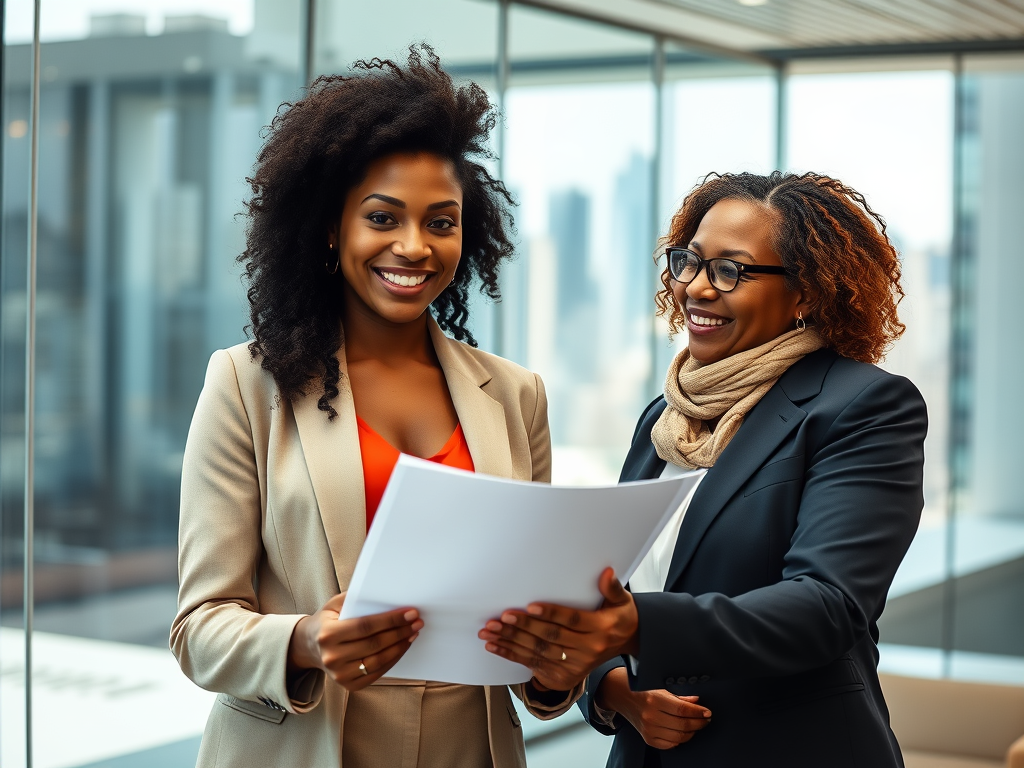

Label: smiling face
[674,197,811,365]
[331,152,463,327]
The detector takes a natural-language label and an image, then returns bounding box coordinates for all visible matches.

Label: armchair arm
[1006,733,1024,768]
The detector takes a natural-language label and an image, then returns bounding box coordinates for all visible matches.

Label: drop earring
[326,243,339,275]
[796,311,806,332]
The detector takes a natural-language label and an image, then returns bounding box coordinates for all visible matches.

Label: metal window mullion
[647,36,665,401]
[304,0,317,85]
[775,64,787,172]
[494,0,509,359]
[24,1,42,765]
[942,53,967,678]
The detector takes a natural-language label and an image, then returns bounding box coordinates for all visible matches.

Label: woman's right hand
[288,593,423,692]
[596,667,712,750]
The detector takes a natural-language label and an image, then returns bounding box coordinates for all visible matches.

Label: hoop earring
[796,311,806,332]
[326,243,339,275]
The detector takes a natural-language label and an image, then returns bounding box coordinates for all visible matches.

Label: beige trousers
[342,680,494,768]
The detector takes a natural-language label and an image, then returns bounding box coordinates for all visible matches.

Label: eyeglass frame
[664,247,791,293]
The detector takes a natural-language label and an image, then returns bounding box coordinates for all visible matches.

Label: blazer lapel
[619,399,668,483]
[292,338,367,592]
[429,320,515,479]
[662,382,806,591]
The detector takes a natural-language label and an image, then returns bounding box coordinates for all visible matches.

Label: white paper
[339,454,703,685]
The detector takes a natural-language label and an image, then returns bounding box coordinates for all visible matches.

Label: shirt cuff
[286,667,324,713]
[629,655,640,676]
[592,698,619,728]
[521,679,585,719]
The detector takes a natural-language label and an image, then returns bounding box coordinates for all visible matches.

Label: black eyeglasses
[665,248,790,293]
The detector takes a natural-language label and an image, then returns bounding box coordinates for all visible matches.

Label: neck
[340,291,434,366]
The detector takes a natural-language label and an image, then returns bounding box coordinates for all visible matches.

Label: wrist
[528,677,551,693]
[595,667,630,715]
[288,615,319,672]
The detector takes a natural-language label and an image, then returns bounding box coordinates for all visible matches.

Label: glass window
[948,56,1024,671]
[0,2,303,764]
[785,67,960,671]
[503,6,655,486]
[656,43,779,378]
[313,0,497,85]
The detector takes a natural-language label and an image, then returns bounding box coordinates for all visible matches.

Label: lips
[685,307,732,334]
[372,267,436,296]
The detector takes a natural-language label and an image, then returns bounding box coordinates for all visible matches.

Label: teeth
[690,313,726,327]
[381,271,426,287]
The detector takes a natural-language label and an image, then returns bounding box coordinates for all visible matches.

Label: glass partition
[0,2,304,765]
[944,56,1024,675]
[502,5,655,487]
[1,1,34,762]
[784,67,967,675]
[655,43,779,382]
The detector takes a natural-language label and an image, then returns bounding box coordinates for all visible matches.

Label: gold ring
[561,651,567,662]
[358,661,368,676]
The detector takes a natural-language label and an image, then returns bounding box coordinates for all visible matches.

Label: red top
[356,416,475,530]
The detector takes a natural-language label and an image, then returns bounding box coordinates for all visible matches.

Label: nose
[392,228,430,262]
[684,263,719,301]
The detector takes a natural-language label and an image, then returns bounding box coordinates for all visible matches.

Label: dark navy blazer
[578,349,927,768]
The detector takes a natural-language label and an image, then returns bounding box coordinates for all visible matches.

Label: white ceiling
[519,0,1024,55]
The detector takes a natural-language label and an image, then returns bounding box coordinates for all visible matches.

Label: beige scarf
[652,329,824,469]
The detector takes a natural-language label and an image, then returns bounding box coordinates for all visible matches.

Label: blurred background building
[1,1,1022,765]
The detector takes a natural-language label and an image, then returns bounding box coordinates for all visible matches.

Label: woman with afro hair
[171,46,579,768]
[480,172,927,768]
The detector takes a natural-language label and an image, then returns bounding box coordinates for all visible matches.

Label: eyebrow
[427,199,461,211]
[361,194,461,212]
[689,241,757,262]
[362,193,405,208]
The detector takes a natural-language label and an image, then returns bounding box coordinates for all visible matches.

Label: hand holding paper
[339,454,703,685]
[479,565,640,692]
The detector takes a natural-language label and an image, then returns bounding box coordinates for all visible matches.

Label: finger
[520,602,593,632]
[321,593,346,618]
[333,607,420,643]
[326,621,422,665]
[645,732,695,749]
[334,632,418,690]
[650,693,711,719]
[598,568,630,607]
[482,617,570,659]
[640,706,711,733]
[483,639,580,691]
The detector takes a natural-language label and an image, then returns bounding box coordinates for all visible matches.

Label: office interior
[1,0,1022,765]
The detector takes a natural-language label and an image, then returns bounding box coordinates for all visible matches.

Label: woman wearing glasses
[479,172,926,767]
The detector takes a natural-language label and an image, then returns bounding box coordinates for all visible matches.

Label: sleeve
[512,679,586,720]
[578,657,627,735]
[630,374,927,689]
[169,350,325,714]
[528,372,552,483]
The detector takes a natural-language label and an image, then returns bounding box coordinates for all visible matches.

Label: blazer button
[699,675,711,682]
[665,677,675,686]
[688,676,699,685]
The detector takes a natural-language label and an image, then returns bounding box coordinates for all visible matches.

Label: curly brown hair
[240,45,515,418]
[655,171,905,363]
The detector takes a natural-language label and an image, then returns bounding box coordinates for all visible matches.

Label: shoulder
[799,354,928,448]
[782,349,924,411]
[438,334,542,391]
[204,341,279,409]
[819,355,925,410]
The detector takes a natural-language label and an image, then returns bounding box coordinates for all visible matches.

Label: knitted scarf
[651,328,824,469]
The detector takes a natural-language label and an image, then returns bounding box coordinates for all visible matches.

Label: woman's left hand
[478,568,640,691]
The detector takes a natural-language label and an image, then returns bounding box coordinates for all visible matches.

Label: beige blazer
[171,320,576,768]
